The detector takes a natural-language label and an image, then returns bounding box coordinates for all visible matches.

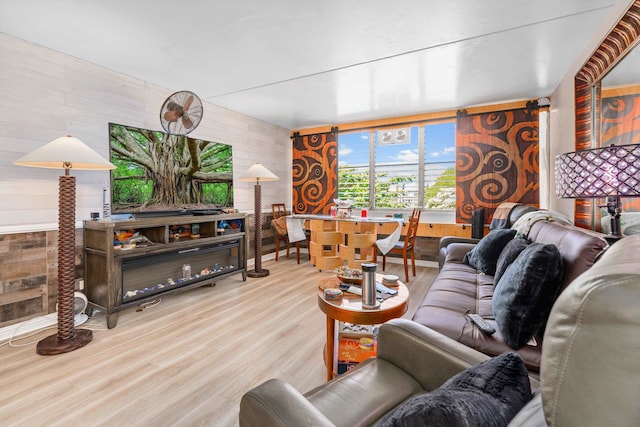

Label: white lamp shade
[238,163,279,182]
[14,135,115,170]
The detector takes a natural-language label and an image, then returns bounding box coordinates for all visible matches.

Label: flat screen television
[109,123,233,215]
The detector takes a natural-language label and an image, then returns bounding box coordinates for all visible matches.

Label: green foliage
[337,167,369,205]
[338,165,456,210]
[111,159,152,205]
[375,174,415,208]
[424,167,456,210]
[109,123,233,209]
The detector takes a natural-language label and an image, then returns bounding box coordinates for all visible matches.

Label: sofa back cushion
[463,229,517,275]
[525,221,607,291]
[494,237,530,285]
[493,243,564,349]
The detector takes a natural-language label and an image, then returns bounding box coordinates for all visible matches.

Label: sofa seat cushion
[412,261,543,370]
[306,358,423,427]
[378,352,532,427]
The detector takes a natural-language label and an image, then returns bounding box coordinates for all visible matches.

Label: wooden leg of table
[326,315,335,381]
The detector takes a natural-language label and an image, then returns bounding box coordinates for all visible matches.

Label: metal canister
[182,264,191,280]
[361,263,379,309]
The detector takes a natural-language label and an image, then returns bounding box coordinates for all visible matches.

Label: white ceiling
[0,0,614,130]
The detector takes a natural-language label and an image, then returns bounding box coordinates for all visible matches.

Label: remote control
[376,282,398,295]
[466,313,496,335]
[346,286,362,295]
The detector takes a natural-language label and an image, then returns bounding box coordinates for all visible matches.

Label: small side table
[317,276,409,381]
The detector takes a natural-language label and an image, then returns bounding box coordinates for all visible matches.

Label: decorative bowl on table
[334,266,363,285]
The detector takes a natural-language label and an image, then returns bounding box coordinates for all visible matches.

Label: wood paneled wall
[0,230,83,327]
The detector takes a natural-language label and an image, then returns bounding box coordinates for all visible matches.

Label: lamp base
[247,268,270,278]
[604,233,624,245]
[36,329,93,356]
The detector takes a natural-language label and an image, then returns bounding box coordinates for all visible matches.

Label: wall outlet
[78,279,84,290]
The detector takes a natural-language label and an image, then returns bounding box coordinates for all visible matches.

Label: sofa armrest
[239,378,334,427]
[439,236,480,248]
[376,319,490,391]
[438,236,480,268]
[443,242,477,264]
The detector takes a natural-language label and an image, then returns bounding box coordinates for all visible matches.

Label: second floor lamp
[239,163,279,277]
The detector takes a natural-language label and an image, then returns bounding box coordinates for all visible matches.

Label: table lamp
[15,135,115,355]
[555,143,640,239]
[239,163,279,277]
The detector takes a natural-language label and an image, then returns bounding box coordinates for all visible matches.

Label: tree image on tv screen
[109,123,233,211]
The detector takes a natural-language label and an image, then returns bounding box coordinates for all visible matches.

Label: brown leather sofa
[239,234,640,426]
[414,217,608,371]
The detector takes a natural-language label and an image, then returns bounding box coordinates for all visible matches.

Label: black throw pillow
[377,352,532,427]
[492,243,564,349]
[494,237,530,285]
[463,229,517,275]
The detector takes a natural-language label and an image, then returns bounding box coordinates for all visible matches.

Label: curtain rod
[291,100,540,138]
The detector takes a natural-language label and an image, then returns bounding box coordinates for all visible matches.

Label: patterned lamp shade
[555,143,640,199]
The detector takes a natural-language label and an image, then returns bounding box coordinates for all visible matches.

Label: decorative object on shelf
[159,90,203,135]
[239,163,279,277]
[14,135,115,355]
[102,187,110,220]
[555,143,640,239]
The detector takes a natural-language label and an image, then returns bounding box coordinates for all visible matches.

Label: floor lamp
[239,163,279,277]
[14,135,115,355]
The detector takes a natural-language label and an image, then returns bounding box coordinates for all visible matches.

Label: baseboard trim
[257,249,439,269]
[0,313,57,343]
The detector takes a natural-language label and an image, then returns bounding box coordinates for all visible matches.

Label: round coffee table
[317,276,409,380]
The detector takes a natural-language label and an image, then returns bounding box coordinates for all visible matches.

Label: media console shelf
[83,213,247,328]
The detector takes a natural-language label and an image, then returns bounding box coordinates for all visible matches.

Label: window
[338,121,456,211]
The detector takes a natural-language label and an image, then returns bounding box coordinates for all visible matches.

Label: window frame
[337,118,456,212]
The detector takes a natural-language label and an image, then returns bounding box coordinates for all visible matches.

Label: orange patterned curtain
[455,105,540,223]
[601,92,640,219]
[292,128,338,214]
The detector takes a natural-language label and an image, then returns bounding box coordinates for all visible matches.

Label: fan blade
[166,101,183,113]
[183,95,194,112]
[164,110,181,122]
[182,116,194,129]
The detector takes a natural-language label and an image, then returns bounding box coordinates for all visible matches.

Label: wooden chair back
[272,203,287,220]
[405,208,421,248]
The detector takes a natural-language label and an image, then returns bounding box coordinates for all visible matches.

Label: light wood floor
[0,256,437,427]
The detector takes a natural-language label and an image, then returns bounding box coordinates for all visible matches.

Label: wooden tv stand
[83,213,247,328]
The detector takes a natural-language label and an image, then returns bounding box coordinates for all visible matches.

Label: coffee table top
[317,275,409,325]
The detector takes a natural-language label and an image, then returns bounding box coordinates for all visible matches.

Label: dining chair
[271,203,309,264]
[382,208,421,282]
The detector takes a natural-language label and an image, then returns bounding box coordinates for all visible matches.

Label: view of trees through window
[337,121,456,210]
